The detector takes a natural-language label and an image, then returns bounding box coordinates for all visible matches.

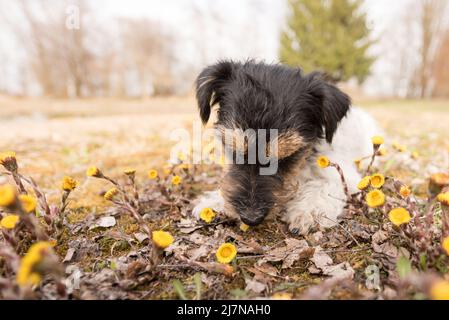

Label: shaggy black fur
[196,60,351,226]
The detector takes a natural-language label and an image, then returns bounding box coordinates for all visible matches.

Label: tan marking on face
[268,131,305,159]
[217,126,305,160]
[216,125,256,156]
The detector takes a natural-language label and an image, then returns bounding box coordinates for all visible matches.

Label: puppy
[192,60,379,235]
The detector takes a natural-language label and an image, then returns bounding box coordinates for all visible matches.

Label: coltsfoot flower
[354,158,362,170]
[163,164,172,175]
[0,151,16,164]
[0,151,18,171]
[370,173,385,189]
[430,173,449,186]
[429,173,449,196]
[316,156,330,168]
[392,142,407,152]
[377,148,387,156]
[86,166,102,177]
[19,194,37,213]
[437,192,449,206]
[239,223,250,232]
[388,207,411,226]
[177,163,189,170]
[199,207,216,223]
[62,176,77,191]
[371,136,384,147]
[366,190,385,208]
[399,185,411,198]
[171,175,182,186]
[0,184,16,207]
[429,280,449,300]
[442,236,449,255]
[0,214,20,229]
[271,292,292,300]
[104,188,119,201]
[357,176,371,190]
[411,151,419,159]
[124,168,136,176]
[16,241,54,287]
[148,169,158,180]
[152,230,174,249]
[177,152,187,161]
[216,243,237,264]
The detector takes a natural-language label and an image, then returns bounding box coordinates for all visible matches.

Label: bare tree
[432,30,449,97]
[6,0,100,97]
[417,0,447,98]
[120,18,175,96]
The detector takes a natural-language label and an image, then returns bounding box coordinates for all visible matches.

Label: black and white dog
[192,60,379,235]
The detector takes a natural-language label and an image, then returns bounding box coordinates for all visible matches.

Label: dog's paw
[286,211,315,235]
[192,190,225,219]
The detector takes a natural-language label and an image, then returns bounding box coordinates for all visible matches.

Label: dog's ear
[303,72,350,143]
[196,61,234,124]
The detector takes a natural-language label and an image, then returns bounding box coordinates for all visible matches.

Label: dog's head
[196,60,350,226]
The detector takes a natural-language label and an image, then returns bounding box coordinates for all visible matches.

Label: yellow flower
[377,148,387,156]
[0,151,17,170]
[441,236,449,255]
[431,173,449,186]
[392,142,407,152]
[370,173,385,189]
[152,230,174,249]
[177,151,186,161]
[104,188,119,201]
[16,241,53,287]
[388,207,411,226]
[357,176,371,190]
[399,185,411,198]
[124,168,136,175]
[48,239,57,247]
[19,195,37,213]
[411,151,419,159]
[430,280,449,300]
[371,136,384,146]
[163,164,172,175]
[177,163,189,170]
[199,207,216,223]
[437,192,449,206]
[219,155,226,167]
[0,214,20,229]
[365,190,385,208]
[86,166,101,177]
[316,156,330,168]
[148,169,158,180]
[271,292,292,300]
[239,223,250,232]
[0,184,16,207]
[61,176,77,191]
[0,151,16,163]
[171,175,182,186]
[216,243,237,264]
[354,158,363,170]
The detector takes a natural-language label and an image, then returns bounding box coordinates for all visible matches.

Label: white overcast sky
[0,0,423,96]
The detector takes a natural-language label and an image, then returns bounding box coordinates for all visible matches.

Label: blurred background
[0,0,448,194]
[0,0,448,98]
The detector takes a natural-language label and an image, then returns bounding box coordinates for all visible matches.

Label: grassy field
[1,95,449,299]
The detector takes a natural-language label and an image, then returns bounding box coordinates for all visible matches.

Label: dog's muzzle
[239,209,269,226]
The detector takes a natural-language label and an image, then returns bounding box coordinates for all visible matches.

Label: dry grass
[1,95,449,300]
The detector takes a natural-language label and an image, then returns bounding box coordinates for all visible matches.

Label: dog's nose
[240,210,267,226]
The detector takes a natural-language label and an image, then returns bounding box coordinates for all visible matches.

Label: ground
[1,95,449,299]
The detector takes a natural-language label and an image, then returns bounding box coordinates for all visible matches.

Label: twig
[330,163,351,201]
[322,216,361,247]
